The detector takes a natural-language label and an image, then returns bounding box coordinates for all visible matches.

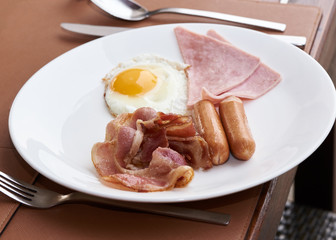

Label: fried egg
[103,54,189,116]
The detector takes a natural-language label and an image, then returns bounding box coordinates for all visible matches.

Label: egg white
[103,54,189,116]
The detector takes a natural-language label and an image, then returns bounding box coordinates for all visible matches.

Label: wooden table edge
[245,167,297,240]
[245,0,336,238]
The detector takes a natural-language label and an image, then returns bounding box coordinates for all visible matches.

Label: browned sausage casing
[219,96,255,161]
[192,100,230,165]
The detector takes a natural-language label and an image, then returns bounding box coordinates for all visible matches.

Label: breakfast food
[202,63,281,104]
[92,26,282,192]
[192,100,230,165]
[103,54,189,116]
[174,26,260,107]
[91,107,214,192]
[202,30,281,104]
[219,96,256,160]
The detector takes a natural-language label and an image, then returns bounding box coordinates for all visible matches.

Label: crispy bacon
[155,112,197,138]
[102,147,194,192]
[91,107,212,192]
[168,136,212,170]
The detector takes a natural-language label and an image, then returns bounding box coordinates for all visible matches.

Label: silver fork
[0,171,230,225]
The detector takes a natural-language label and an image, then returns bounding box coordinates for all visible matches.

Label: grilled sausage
[219,96,255,160]
[192,100,230,165]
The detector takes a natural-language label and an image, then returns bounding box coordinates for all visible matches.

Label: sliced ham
[202,30,281,104]
[206,29,229,43]
[174,26,260,107]
[202,63,281,104]
[91,107,212,192]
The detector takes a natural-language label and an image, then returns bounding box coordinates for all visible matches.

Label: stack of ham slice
[91,107,212,192]
[174,27,281,107]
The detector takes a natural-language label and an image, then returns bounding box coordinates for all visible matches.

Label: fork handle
[65,192,230,225]
[149,8,286,32]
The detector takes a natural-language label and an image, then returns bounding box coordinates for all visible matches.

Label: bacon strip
[168,136,212,169]
[103,147,194,192]
[91,107,211,192]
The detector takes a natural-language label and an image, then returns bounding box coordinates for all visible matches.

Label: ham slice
[174,26,260,107]
[202,30,281,104]
[206,29,230,43]
[91,107,211,192]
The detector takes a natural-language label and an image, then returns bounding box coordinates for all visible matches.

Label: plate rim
[8,23,336,203]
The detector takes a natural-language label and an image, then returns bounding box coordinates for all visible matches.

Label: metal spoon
[90,0,286,32]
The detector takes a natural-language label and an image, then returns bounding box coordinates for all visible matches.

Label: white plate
[9,23,336,203]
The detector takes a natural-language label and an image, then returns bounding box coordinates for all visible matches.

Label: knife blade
[60,23,306,47]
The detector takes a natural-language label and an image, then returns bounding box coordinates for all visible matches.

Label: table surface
[0,0,335,239]
[246,1,336,239]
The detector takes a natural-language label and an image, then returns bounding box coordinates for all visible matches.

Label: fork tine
[0,178,33,199]
[0,171,37,204]
[0,183,33,205]
[0,171,37,193]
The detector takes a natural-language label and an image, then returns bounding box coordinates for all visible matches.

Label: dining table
[0,0,335,239]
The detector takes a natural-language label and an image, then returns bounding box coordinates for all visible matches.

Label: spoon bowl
[92,0,148,21]
[90,0,286,31]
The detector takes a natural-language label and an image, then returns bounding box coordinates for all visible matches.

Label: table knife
[60,23,306,47]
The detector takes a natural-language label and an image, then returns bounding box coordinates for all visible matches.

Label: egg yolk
[111,68,157,96]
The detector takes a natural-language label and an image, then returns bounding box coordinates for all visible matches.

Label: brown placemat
[0,148,262,240]
[0,0,321,239]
